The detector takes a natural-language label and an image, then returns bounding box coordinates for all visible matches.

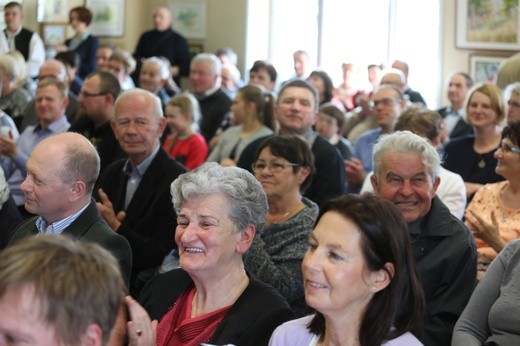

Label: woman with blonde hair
[444,83,506,200]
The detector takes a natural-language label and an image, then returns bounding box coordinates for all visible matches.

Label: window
[261,0,441,107]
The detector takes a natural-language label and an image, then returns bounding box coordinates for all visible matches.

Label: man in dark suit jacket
[6,132,132,285]
[437,72,474,139]
[97,89,187,294]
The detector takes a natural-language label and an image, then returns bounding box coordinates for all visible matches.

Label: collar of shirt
[36,202,90,234]
[194,85,220,99]
[5,26,22,37]
[68,31,91,50]
[34,115,70,133]
[123,141,161,178]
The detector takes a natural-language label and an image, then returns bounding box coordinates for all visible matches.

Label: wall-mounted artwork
[470,55,508,83]
[42,23,66,45]
[37,0,84,23]
[457,0,520,50]
[86,0,124,37]
[170,0,206,39]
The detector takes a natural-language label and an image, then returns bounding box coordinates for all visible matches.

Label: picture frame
[170,0,207,39]
[469,55,508,83]
[37,0,84,23]
[42,23,67,45]
[188,43,203,59]
[85,0,125,37]
[0,0,22,31]
[456,0,520,50]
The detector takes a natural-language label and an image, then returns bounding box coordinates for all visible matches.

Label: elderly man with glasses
[345,83,407,192]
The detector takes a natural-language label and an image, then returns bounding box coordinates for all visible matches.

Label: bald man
[133,6,191,85]
[20,59,80,131]
[7,132,132,286]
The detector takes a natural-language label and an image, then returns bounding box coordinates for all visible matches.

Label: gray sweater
[244,197,319,317]
[452,239,520,345]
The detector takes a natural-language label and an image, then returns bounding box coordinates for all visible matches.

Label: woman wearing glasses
[244,135,318,317]
[463,121,520,279]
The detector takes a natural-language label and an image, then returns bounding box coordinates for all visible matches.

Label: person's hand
[345,158,366,188]
[0,133,17,157]
[54,44,68,53]
[125,296,157,346]
[96,188,126,231]
[465,209,506,253]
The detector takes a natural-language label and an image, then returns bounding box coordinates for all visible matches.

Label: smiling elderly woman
[137,162,293,345]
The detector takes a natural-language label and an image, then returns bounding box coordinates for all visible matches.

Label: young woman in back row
[207,84,276,166]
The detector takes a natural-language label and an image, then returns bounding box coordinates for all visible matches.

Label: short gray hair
[191,53,222,77]
[372,131,441,182]
[142,56,170,80]
[171,162,268,233]
[114,88,163,120]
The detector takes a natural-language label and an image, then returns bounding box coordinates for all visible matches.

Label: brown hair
[0,235,126,345]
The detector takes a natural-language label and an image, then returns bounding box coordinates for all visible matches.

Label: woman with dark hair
[57,6,100,80]
[463,121,520,278]
[307,70,345,111]
[207,84,275,166]
[269,193,425,345]
[244,135,318,317]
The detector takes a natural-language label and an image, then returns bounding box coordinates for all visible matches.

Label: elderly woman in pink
[465,121,520,278]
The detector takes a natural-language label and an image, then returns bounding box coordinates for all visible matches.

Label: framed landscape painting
[457,0,520,50]
[470,55,508,83]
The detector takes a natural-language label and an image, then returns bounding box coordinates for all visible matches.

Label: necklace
[266,202,303,224]
[477,155,486,169]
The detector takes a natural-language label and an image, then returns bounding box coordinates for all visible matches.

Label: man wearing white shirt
[0,2,45,78]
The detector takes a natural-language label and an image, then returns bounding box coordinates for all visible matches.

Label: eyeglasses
[369,98,397,108]
[79,91,107,98]
[499,140,520,153]
[252,161,300,173]
[508,100,520,109]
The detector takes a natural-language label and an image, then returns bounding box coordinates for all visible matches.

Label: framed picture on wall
[42,23,67,45]
[85,0,125,37]
[469,55,508,83]
[188,43,203,59]
[456,0,520,50]
[170,0,206,39]
[37,0,84,23]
